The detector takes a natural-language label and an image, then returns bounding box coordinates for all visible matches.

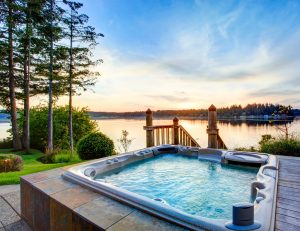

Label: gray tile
[107,210,184,231]
[0,197,18,226]
[1,215,21,227]
[0,185,20,196]
[74,195,134,229]
[33,177,75,195]
[4,220,32,231]
[2,191,21,214]
[22,168,64,184]
[51,185,98,209]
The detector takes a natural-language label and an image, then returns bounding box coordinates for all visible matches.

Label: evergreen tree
[0,0,24,150]
[62,0,104,153]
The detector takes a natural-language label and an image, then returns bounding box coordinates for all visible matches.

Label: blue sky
[52,0,300,111]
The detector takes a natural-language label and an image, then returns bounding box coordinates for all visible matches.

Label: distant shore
[90,115,297,122]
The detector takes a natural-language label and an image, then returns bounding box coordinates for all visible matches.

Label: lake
[1,118,300,151]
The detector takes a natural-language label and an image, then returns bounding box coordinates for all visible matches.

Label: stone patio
[0,185,31,231]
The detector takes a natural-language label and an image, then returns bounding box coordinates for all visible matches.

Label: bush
[0,138,13,149]
[15,106,97,151]
[259,135,300,156]
[52,150,81,163]
[0,154,23,172]
[77,132,114,160]
[234,146,257,152]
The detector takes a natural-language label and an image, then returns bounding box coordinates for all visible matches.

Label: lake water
[1,118,300,151]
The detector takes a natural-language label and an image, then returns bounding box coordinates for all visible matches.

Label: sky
[41,0,300,112]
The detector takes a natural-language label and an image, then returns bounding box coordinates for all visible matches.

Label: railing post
[173,117,179,145]
[146,109,154,147]
[207,104,219,148]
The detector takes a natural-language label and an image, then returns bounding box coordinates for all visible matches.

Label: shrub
[53,150,81,163]
[77,132,114,160]
[0,154,23,172]
[15,106,97,151]
[234,146,257,152]
[0,138,13,149]
[259,135,300,156]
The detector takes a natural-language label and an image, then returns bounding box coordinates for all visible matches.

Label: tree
[62,0,104,153]
[34,0,65,154]
[271,105,293,140]
[0,0,23,150]
[117,130,134,153]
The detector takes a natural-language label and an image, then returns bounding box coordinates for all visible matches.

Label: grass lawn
[0,149,82,185]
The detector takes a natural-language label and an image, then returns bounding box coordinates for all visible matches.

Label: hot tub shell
[63,146,278,231]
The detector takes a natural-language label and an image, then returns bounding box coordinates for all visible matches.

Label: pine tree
[0,0,23,150]
[62,0,104,153]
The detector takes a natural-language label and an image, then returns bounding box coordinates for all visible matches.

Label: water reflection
[0,118,299,151]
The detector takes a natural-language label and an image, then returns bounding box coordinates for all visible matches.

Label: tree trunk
[47,0,54,154]
[23,5,31,153]
[69,9,74,154]
[8,0,22,150]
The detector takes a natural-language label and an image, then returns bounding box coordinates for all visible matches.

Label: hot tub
[63,145,278,231]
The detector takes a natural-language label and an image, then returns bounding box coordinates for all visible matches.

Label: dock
[275,156,300,231]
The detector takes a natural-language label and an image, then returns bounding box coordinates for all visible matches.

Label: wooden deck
[275,156,300,231]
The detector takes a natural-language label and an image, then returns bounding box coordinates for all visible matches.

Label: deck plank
[275,157,300,230]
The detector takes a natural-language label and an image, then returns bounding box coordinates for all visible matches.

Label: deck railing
[217,134,227,150]
[144,111,200,147]
[144,106,227,149]
[144,123,200,147]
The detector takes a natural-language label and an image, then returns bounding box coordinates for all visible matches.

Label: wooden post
[173,117,179,145]
[207,104,219,148]
[146,109,154,147]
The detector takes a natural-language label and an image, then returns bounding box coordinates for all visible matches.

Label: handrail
[144,124,200,147]
[178,125,200,147]
[217,134,227,149]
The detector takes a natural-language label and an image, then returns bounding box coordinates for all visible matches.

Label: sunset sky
[38,0,300,112]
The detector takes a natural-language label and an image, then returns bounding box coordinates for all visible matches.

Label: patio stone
[51,185,98,209]
[74,195,134,229]
[33,187,50,231]
[72,213,103,231]
[4,220,32,231]
[50,198,72,231]
[34,177,75,195]
[0,185,20,195]
[106,210,185,231]
[20,180,35,227]
[2,190,21,214]
[0,197,19,226]
[22,168,64,184]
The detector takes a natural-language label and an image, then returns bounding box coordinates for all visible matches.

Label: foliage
[270,105,293,139]
[15,105,97,151]
[52,149,81,163]
[234,146,257,152]
[259,135,300,156]
[77,132,114,160]
[0,138,13,149]
[0,154,23,172]
[89,103,295,119]
[0,149,82,185]
[117,130,134,153]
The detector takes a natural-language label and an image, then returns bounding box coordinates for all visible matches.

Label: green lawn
[0,149,82,185]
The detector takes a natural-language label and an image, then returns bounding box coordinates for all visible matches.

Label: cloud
[45,0,300,110]
[145,94,192,103]
[248,88,300,97]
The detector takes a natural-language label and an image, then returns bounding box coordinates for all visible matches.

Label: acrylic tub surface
[63,146,278,231]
